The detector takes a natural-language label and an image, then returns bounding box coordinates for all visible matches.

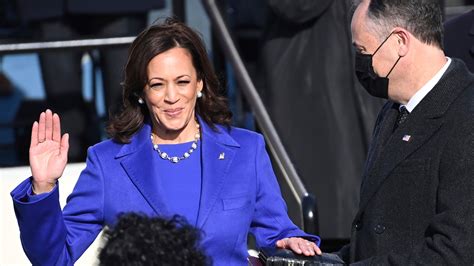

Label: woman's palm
[29,110,69,190]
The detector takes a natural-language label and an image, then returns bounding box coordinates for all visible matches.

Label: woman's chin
[153,114,195,134]
[160,120,187,133]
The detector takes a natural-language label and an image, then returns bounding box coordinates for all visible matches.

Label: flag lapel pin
[402,135,411,142]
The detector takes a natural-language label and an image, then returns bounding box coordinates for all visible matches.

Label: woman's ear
[197,79,204,94]
[134,92,144,104]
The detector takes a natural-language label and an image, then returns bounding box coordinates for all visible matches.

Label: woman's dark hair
[99,213,209,266]
[107,17,232,143]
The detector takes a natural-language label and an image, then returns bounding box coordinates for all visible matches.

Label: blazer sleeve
[249,134,320,247]
[10,147,105,265]
[354,125,474,265]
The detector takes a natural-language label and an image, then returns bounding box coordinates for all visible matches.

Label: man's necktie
[394,106,409,131]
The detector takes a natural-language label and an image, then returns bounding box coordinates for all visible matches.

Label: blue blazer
[11,119,319,266]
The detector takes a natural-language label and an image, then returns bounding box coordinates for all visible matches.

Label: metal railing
[0,37,135,54]
[201,0,319,234]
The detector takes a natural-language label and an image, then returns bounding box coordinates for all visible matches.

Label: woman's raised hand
[29,109,69,194]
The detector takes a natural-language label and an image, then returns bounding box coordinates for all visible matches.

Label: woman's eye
[149,83,163,89]
[177,80,190,86]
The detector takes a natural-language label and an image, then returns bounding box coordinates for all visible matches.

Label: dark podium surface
[256,247,345,266]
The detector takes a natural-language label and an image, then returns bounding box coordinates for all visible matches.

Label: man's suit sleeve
[249,134,320,247]
[10,147,105,265]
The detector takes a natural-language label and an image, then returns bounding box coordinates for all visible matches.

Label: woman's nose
[164,85,179,103]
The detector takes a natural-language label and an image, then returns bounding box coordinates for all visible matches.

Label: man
[444,10,474,73]
[337,0,474,264]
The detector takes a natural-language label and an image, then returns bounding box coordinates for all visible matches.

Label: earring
[138,98,144,104]
[197,91,203,98]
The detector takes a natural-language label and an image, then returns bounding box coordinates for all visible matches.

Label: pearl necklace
[150,123,201,163]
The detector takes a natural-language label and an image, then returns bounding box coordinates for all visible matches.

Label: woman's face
[143,47,203,136]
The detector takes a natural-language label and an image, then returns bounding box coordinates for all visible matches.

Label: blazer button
[374,224,386,234]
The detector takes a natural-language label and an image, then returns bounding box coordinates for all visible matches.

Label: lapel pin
[219,152,225,160]
[402,135,411,142]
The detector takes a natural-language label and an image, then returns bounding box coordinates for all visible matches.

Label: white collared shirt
[402,57,452,112]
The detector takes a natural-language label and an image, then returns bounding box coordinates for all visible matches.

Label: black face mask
[355,32,401,99]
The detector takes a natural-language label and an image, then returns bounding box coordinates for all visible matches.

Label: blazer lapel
[117,123,169,216]
[196,120,239,229]
[359,114,443,210]
[360,102,398,185]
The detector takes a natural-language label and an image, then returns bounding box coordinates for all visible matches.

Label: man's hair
[99,213,209,266]
[353,0,443,48]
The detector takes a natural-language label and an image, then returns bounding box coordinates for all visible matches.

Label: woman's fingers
[277,238,302,254]
[276,239,284,248]
[52,112,61,142]
[299,241,315,256]
[60,133,69,159]
[313,243,322,255]
[38,111,46,143]
[36,110,59,143]
[276,237,321,256]
[45,109,53,141]
[289,239,302,254]
[276,238,292,249]
[30,121,39,147]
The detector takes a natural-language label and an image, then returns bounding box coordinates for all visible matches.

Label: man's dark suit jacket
[339,58,474,265]
[444,10,474,73]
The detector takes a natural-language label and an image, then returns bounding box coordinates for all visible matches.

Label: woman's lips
[164,108,183,117]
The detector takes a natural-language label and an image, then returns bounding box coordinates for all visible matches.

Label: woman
[11,18,321,265]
